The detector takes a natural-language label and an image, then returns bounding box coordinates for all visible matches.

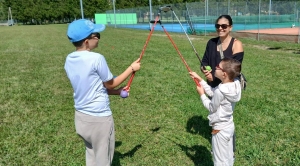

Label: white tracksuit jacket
[199,79,241,130]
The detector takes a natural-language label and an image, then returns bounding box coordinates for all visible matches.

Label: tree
[2,0,300,25]
[0,0,6,21]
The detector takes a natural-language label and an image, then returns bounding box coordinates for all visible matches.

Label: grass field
[0,24,300,165]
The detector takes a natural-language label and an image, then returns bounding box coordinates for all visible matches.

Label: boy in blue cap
[65,19,141,165]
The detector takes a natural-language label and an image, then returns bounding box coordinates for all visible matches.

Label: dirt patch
[251,45,269,50]
[233,28,300,43]
[237,28,298,35]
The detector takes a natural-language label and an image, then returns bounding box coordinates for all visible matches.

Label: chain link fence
[105,1,300,42]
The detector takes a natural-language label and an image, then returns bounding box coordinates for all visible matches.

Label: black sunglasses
[90,32,100,39]
[215,24,230,29]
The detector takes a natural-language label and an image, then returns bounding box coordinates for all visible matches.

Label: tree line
[0,0,298,24]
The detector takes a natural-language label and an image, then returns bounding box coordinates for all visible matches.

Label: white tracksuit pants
[212,125,235,166]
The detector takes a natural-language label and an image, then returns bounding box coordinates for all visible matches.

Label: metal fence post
[258,0,261,41]
[228,0,230,15]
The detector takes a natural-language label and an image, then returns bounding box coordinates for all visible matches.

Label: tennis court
[115,22,297,33]
[111,22,300,43]
[104,0,300,43]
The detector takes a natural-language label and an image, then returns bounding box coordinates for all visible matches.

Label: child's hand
[122,86,130,96]
[189,72,202,82]
[196,85,205,95]
[116,86,125,94]
[130,58,141,72]
[107,86,129,96]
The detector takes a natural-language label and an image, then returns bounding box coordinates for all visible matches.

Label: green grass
[0,24,300,165]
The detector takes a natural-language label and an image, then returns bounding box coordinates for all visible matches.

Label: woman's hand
[203,70,213,82]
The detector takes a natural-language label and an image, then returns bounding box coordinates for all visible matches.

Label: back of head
[67,19,106,46]
[222,57,241,80]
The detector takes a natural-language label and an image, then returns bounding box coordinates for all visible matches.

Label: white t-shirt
[64,50,113,117]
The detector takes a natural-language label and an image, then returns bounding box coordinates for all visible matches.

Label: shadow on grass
[184,116,213,165]
[112,141,142,166]
[177,143,213,166]
[112,127,160,165]
[186,115,211,142]
[267,47,281,50]
[294,51,300,54]
[159,133,213,166]
[266,47,300,54]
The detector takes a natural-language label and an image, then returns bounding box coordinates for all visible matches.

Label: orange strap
[211,129,220,134]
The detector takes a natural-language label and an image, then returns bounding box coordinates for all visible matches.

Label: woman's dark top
[201,37,244,88]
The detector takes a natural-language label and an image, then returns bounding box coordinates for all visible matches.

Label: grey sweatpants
[75,111,115,166]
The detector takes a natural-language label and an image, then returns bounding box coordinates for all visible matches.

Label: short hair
[68,33,93,47]
[221,57,241,80]
[215,15,233,26]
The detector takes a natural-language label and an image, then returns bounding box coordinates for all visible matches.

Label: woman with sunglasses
[201,15,244,88]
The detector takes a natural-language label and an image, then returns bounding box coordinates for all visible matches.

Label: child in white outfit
[190,57,242,166]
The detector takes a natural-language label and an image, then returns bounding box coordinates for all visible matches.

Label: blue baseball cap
[67,19,105,42]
